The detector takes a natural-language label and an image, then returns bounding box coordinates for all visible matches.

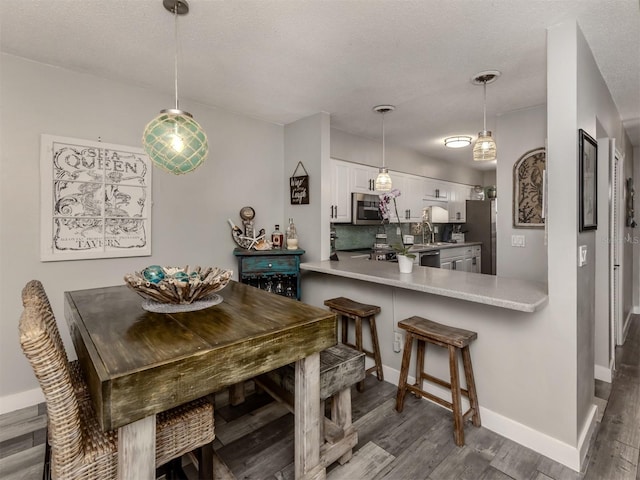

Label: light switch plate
[578,245,588,266]
[511,235,525,247]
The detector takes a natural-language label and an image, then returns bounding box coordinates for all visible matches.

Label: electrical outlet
[396,226,401,235]
[393,332,402,353]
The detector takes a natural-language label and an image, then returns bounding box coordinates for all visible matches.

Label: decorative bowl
[124,265,233,305]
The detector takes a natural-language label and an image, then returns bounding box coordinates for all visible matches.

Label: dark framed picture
[513,147,546,228]
[579,129,597,231]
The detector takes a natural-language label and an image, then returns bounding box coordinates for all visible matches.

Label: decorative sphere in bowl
[142,265,165,284]
[124,265,233,304]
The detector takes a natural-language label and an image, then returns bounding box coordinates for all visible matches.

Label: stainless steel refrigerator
[464,200,496,275]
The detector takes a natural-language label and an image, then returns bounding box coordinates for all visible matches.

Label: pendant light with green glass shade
[373,105,395,192]
[472,71,500,162]
[142,0,208,175]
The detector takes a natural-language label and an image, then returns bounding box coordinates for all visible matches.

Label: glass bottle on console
[286,218,298,250]
[271,225,283,249]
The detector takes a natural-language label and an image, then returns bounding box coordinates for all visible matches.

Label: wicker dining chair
[21,280,89,402]
[19,281,215,480]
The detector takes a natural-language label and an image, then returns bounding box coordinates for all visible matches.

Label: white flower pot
[397,255,414,273]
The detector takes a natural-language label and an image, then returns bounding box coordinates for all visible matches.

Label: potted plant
[379,189,416,273]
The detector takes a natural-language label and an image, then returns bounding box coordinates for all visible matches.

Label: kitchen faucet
[422,221,435,245]
[421,208,435,244]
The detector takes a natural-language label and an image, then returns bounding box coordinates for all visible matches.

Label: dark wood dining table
[64,281,337,479]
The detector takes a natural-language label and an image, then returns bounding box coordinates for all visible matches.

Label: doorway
[610,144,624,357]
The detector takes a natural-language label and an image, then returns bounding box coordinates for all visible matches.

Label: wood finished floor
[1,314,638,480]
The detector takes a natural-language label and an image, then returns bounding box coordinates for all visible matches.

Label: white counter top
[300,257,548,313]
[407,241,482,253]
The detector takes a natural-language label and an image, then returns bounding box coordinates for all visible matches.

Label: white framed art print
[40,134,152,261]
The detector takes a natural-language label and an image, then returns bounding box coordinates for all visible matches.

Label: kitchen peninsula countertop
[407,241,482,252]
[300,257,548,313]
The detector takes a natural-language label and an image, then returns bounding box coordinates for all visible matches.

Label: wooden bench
[255,343,365,467]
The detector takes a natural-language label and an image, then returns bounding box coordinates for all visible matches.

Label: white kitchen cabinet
[405,175,425,221]
[389,172,409,222]
[439,246,465,271]
[351,164,381,193]
[448,184,472,223]
[471,246,482,273]
[464,256,475,272]
[424,178,449,201]
[328,159,476,226]
[392,172,424,222]
[329,159,352,223]
[440,260,452,270]
[423,179,450,218]
[440,245,481,272]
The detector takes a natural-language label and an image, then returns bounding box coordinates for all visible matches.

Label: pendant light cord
[382,112,386,168]
[482,80,487,131]
[173,6,179,110]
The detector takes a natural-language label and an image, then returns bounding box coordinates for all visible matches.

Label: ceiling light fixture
[142,0,208,175]
[373,105,395,192]
[444,136,472,149]
[471,70,500,162]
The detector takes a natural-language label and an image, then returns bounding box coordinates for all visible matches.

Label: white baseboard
[381,364,593,472]
[482,404,596,472]
[594,362,613,383]
[578,404,599,469]
[0,388,44,416]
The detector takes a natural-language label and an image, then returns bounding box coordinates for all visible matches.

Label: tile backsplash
[334,223,412,250]
[334,223,448,250]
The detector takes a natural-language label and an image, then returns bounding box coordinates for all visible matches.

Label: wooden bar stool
[324,297,383,391]
[395,316,480,446]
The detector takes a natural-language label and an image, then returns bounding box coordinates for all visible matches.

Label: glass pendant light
[373,105,395,191]
[142,0,208,175]
[472,71,500,162]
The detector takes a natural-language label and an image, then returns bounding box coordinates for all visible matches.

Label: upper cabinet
[350,164,382,193]
[448,184,473,223]
[329,159,352,223]
[376,171,424,223]
[423,179,449,202]
[329,158,474,225]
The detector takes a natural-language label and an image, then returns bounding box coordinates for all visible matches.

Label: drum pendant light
[142,0,208,175]
[373,105,395,192]
[472,71,500,162]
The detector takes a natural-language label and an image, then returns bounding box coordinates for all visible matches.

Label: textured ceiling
[2,0,639,172]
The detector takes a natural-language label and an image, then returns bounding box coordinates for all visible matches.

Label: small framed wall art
[289,161,309,205]
[578,129,597,231]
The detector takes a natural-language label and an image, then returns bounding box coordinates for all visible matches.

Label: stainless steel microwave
[352,193,382,225]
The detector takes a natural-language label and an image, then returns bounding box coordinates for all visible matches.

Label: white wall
[0,54,284,411]
[546,19,583,453]
[546,20,632,452]
[330,127,484,185]
[483,170,497,188]
[496,105,548,283]
[284,113,331,262]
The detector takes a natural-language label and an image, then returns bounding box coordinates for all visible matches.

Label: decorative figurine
[228,207,272,250]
